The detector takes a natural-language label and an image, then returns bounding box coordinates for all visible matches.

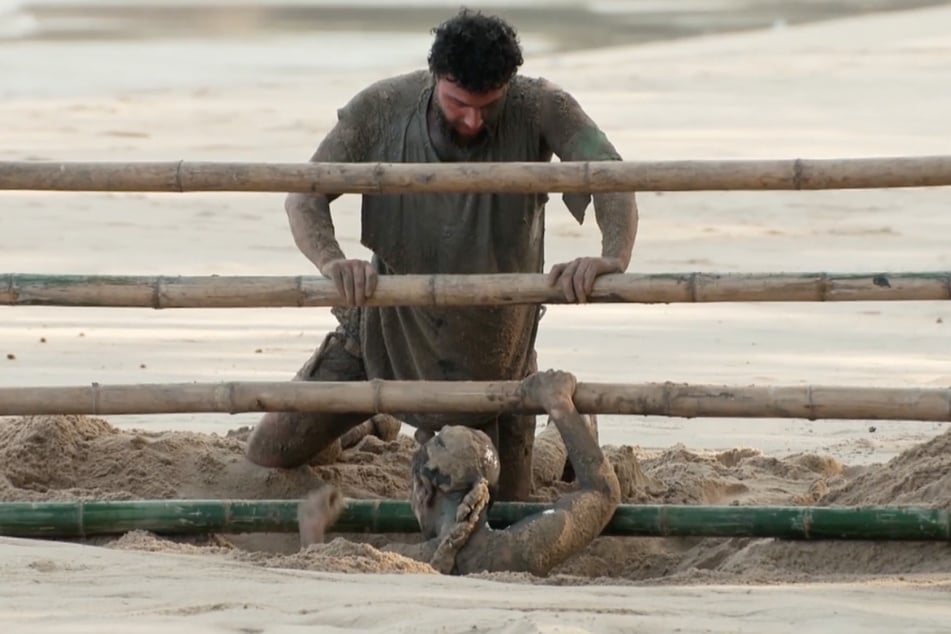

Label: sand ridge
[2,413,949,584]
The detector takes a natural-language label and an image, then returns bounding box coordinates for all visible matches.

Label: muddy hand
[521,370,578,414]
[298,486,345,548]
[320,258,378,306]
[547,256,623,303]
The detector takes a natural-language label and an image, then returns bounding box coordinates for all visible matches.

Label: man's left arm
[538,81,638,303]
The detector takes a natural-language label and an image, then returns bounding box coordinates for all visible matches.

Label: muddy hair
[427,8,524,93]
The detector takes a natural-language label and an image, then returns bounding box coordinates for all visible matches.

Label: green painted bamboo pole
[2,271,949,308]
[2,157,951,193]
[0,500,947,540]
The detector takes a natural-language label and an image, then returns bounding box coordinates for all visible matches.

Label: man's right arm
[287,103,378,306]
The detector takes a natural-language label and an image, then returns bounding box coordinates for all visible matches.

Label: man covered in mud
[299,370,622,576]
[246,9,638,500]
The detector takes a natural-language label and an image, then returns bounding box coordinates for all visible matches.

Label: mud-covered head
[411,426,499,538]
[427,9,523,144]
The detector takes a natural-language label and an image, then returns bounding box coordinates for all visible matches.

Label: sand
[3,414,951,631]
[3,1,951,631]
[3,412,951,586]
[0,416,951,585]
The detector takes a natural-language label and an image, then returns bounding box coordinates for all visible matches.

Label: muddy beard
[428,93,493,153]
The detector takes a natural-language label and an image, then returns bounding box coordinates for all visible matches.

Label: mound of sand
[1,415,950,583]
[0,414,413,503]
[109,530,436,575]
[819,427,951,507]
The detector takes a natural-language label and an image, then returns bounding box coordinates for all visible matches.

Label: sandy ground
[4,535,951,634]
[2,1,951,632]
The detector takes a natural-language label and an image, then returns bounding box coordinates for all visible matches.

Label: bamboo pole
[2,157,951,193]
[2,272,949,308]
[0,499,947,540]
[0,380,948,421]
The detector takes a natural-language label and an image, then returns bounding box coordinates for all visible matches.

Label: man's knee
[245,328,367,469]
[245,412,296,468]
[245,410,359,468]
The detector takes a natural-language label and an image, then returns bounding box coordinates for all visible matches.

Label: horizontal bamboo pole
[2,156,951,193]
[0,500,947,540]
[3,272,950,308]
[0,380,948,421]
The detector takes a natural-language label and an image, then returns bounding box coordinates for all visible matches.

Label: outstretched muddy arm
[485,370,621,576]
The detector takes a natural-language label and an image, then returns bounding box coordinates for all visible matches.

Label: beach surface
[2,1,951,631]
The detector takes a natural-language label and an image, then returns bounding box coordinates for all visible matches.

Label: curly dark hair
[427,9,524,93]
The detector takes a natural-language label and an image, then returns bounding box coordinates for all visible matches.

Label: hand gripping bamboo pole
[0,381,948,422]
[2,156,951,193]
[3,272,950,308]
